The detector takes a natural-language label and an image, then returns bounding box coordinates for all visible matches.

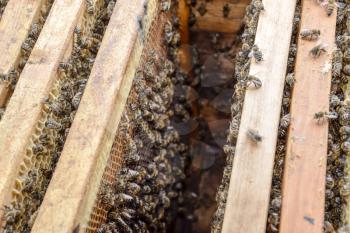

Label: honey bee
[247,128,262,143]
[197,3,207,16]
[341,141,350,153]
[249,45,263,62]
[223,4,231,18]
[161,0,171,11]
[314,111,338,123]
[85,0,94,14]
[45,118,62,129]
[246,75,262,89]
[300,29,321,41]
[310,43,327,58]
[321,0,338,16]
[285,73,296,86]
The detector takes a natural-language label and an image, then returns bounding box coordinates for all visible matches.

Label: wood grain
[221,1,297,232]
[191,0,249,33]
[0,0,44,107]
[0,0,85,227]
[280,1,337,232]
[31,0,157,232]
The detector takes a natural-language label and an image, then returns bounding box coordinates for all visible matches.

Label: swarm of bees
[2,1,116,232]
[93,15,190,232]
[323,2,350,231]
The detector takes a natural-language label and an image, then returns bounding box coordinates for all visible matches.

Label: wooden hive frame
[0,0,343,232]
[0,0,53,107]
[31,0,159,232]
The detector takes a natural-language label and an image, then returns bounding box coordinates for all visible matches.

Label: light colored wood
[191,1,248,33]
[31,0,157,232]
[221,1,297,233]
[0,0,85,227]
[0,0,44,107]
[280,1,337,232]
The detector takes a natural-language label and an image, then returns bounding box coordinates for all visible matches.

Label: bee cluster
[264,2,301,232]
[0,0,54,96]
[1,1,116,232]
[94,43,188,233]
[0,0,9,19]
[324,1,350,231]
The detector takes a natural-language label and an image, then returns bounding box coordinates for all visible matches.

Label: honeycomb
[1,0,117,232]
[0,0,54,111]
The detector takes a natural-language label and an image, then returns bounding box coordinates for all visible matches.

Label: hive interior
[1,0,350,232]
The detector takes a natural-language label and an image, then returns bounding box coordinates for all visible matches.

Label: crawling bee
[247,128,262,143]
[246,75,262,89]
[161,0,171,11]
[309,43,327,58]
[300,29,321,41]
[197,2,207,16]
[249,45,263,62]
[223,4,231,18]
[314,111,338,123]
[321,0,338,16]
[285,73,296,86]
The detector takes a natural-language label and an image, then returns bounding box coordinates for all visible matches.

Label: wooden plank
[31,0,156,232]
[191,0,249,33]
[280,1,337,232]
[0,0,85,226]
[221,1,297,233]
[0,0,44,107]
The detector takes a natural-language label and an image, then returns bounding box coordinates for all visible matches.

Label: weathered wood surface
[221,0,297,232]
[0,0,44,107]
[280,0,337,232]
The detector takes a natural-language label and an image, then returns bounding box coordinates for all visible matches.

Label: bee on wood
[246,75,262,89]
[252,0,264,13]
[249,45,263,62]
[280,113,291,128]
[309,43,327,58]
[285,73,296,86]
[161,0,171,11]
[247,128,262,143]
[29,23,41,40]
[58,61,73,73]
[197,3,207,16]
[321,0,338,16]
[314,111,338,123]
[223,4,231,18]
[300,29,321,41]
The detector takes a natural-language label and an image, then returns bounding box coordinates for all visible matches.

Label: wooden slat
[280,1,337,232]
[221,1,297,233]
[0,0,44,107]
[0,0,85,226]
[31,0,156,232]
[191,0,249,33]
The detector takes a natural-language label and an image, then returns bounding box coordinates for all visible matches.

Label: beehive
[0,0,349,233]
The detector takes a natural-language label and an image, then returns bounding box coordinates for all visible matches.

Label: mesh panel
[85,5,169,233]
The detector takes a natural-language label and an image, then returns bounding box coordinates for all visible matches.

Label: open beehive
[0,0,349,232]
